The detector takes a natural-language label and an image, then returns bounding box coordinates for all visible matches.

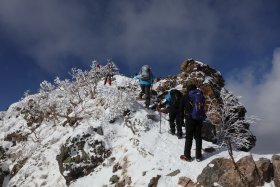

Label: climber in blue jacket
[135,65,154,108]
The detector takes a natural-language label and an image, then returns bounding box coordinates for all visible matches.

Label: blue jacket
[135,74,154,86]
[165,92,172,104]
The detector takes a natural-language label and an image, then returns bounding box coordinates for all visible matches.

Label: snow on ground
[0,75,277,187]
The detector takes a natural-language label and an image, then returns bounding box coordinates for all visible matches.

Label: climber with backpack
[159,89,183,139]
[104,60,114,85]
[136,65,154,108]
[179,84,207,162]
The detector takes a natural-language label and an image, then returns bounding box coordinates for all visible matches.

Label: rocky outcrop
[0,146,9,186]
[178,176,196,187]
[179,59,224,127]
[197,156,275,187]
[0,147,6,186]
[157,59,256,151]
[56,130,111,185]
[201,120,216,143]
[148,175,161,187]
[156,76,177,94]
[256,158,274,183]
[272,155,280,187]
[4,131,28,145]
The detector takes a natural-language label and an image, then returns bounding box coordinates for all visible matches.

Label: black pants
[104,74,113,85]
[139,84,151,108]
[184,119,203,158]
[169,109,182,136]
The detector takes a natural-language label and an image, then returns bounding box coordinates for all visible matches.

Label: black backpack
[170,89,182,107]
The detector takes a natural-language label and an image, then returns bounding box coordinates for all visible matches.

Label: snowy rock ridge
[0,60,274,187]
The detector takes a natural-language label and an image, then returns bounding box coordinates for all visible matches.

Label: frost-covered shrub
[218,88,256,151]
[101,86,135,122]
[20,59,120,127]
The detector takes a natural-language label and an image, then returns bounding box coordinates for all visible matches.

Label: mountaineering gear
[139,65,152,81]
[139,85,151,108]
[137,65,154,108]
[177,134,183,139]
[163,89,183,138]
[104,63,114,85]
[168,129,175,135]
[159,109,162,134]
[196,156,203,162]
[184,119,203,159]
[169,108,183,138]
[137,65,154,86]
[179,85,204,162]
[188,89,207,121]
[180,155,193,162]
[169,89,182,108]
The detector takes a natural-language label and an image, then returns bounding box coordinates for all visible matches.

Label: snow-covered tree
[218,88,256,151]
[20,59,122,127]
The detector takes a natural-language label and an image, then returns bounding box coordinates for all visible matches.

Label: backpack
[170,89,182,107]
[188,89,207,120]
[140,65,151,80]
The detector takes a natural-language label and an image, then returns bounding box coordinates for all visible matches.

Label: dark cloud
[1,0,278,74]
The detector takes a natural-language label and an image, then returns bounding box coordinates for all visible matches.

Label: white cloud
[227,48,280,153]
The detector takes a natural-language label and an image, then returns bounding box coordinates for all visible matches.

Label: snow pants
[184,119,203,159]
[139,84,151,108]
[169,108,182,136]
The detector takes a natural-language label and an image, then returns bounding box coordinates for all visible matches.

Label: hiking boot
[177,133,183,139]
[196,157,203,162]
[168,130,175,135]
[180,155,193,162]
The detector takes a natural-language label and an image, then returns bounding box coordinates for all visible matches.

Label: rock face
[256,158,274,183]
[272,155,280,187]
[156,59,256,151]
[148,175,161,187]
[197,156,274,187]
[179,59,224,127]
[56,130,111,185]
[201,120,216,143]
[178,176,196,187]
[0,146,8,186]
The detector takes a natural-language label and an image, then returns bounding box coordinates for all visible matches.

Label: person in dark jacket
[104,62,113,85]
[160,89,183,139]
[180,84,204,162]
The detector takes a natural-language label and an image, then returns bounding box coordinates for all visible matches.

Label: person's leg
[139,85,145,99]
[184,119,195,158]
[194,120,203,159]
[175,111,183,138]
[104,75,108,85]
[169,109,176,134]
[109,74,112,85]
[144,85,151,108]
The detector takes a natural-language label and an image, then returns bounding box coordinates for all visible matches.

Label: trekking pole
[160,110,162,133]
[158,106,162,134]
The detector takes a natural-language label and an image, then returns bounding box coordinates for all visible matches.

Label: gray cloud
[0,0,278,75]
[0,0,96,72]
[227,48,280,154]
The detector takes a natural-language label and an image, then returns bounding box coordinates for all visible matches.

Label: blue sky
[1,0,280,153]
